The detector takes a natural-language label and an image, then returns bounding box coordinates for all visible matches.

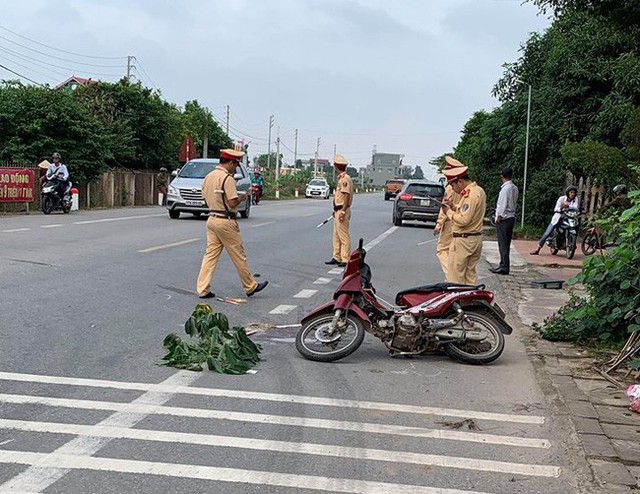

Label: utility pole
[293,129,298,169]
[276,129,281,183]
[314,137,321,178]
[126,56,135,80]
[267,115,274,171]
[225,105,230,136]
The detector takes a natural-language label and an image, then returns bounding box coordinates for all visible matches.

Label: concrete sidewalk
[483,240,640,493]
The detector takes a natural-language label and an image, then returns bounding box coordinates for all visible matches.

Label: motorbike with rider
[530,185,580,259]
[251,171,264,204]
[41,152,72,214]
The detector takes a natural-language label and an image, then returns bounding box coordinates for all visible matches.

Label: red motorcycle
[296,239,512,364]
[251,183,262,205]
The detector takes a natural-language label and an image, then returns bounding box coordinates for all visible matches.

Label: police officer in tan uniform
[433,156,464,280]
[442,164,486,285]
[324,154,353,267]
[196,149,268,298]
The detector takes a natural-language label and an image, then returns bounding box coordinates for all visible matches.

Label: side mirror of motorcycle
[358,238,364,251]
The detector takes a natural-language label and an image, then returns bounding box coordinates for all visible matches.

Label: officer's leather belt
[333,205,343,211]
[453,232,482,238]
[209,211,237,219]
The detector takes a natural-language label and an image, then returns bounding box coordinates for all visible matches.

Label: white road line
[138,238,199,253]
[0,372,199,493]
[364,226,398,251]
[1,228,30,233]
[0,372,546,424]
[40,224,63,229]
[269,304,297,315]
[0,451,495,494]
[0,393,550,448]
[250,221,275,227]
[313,277,332,284]
[328,267,343,275]
[294,289,318,298]
[73,213,165,225]
[0,419,559,476]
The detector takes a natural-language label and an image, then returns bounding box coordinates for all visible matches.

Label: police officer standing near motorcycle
[196,149,268,299]
[325,154,353,268]
[442,163,487,285]
[46,152,69,204]
[433,156,464,280]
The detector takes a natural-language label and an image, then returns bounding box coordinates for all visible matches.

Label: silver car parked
[166,158,251,219]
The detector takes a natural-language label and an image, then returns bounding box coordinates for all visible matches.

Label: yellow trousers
[447,236,482,285]
[332,209,351,262]
[437,221,453,281]
[196,217,258,296]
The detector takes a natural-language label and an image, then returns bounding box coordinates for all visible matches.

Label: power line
[0,63,44,86]
[0,42,123,77]
[0,34,125,68]
[0,24,126,60]
[0,46,69,79]
[134,60,158,91]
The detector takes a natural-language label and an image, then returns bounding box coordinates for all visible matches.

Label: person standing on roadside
[433,155,465,280]
[156,167,168,205]
[324,154,353,267]
[490,167,518,275]
[196,149,268,299]
[442,164,487,285]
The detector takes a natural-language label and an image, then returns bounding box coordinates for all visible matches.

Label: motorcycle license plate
[185,200,203,206]
[420,199,431,206]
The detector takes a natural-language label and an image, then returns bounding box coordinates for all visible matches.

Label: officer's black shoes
[337,262,347,267]
[324,258,340,265]
[199,292,216,299]
[247,281,269,297]
[489,267,509,275]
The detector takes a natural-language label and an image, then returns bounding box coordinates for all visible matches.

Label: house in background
[365,152,405,186]
[55,76,97,92]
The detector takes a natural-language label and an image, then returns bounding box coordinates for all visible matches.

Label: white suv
[305,178,330,199]
[166,159,251,219]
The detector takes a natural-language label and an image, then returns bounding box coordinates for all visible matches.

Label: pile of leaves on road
[159,304,261,374]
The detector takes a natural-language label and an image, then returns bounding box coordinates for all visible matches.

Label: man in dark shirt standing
[490,167,519,275]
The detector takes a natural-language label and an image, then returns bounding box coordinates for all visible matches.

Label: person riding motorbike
[530,185,579,255]
[251,171,264,201]
[45,152,70,203]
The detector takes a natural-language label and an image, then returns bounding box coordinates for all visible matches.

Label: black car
[392,180,445,227]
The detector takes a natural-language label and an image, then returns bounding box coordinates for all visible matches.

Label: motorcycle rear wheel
[443,309,505,365]
[295,312,365,362]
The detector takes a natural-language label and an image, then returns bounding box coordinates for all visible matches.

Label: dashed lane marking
[138,238,199,253]
[73,213,165,225]
[327,268,343,275]
[269,305,297,315]
[250,221,275,227]
[40,224,63,228]
[1,228,30,233]
[313,277,332,284]
[294,289,318,298]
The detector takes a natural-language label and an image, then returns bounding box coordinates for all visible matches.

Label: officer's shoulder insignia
[461,204,470,212]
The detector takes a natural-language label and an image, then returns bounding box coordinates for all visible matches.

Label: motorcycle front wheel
[295,312,365,362]
[41,196,53,215]
[566,233,576,259]
[443,309,505,365]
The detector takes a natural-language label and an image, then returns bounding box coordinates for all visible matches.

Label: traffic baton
[316,215,334,228]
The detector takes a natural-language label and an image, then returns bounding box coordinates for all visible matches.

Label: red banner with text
[0,169,35,203]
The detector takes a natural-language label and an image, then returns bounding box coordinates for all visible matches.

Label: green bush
[534,192,640,345]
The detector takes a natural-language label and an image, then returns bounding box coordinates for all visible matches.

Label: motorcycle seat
[395,282,484,302]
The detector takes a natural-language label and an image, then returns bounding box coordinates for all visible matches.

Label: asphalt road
[0,194,586,493]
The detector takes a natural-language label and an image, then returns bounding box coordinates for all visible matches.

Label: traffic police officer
[325,154,353,267]
[442,163,486,285]
[196,149,268,298]
[433,155,464,280]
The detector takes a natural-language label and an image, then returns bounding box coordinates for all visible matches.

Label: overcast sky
[0,0,550,169]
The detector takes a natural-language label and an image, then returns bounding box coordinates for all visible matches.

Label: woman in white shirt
[530,185,579,255]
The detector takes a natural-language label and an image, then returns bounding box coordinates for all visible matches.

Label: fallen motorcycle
[296,239,512,365]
